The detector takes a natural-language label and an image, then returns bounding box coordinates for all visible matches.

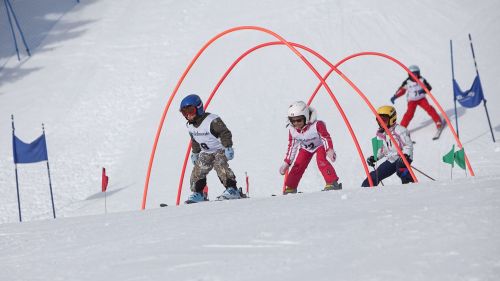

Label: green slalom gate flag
[442,145,455,167]
[371,137,383,161]
[454,148,466,170]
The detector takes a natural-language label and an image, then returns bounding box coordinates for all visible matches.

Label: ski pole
[410,165,435,181]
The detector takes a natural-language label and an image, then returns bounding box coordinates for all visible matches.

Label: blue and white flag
[453,75,484,108]
[12,134,48,164]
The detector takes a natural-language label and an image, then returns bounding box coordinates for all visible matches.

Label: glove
[191,153,199,165]
[390,95,396,104]
[326,149,336,163]
[367,155,376,167]
[224,147,234,160]
[279,162,290,175]
[417,89,426,95]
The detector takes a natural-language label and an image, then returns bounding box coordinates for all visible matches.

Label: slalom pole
[245,172,249,197]
[4,0,20,60]
[11,115,22,222]
[469,34,495,142]
[42,123,56,219]
[450,40,459,138]
[410,165,435,181]
[5,0,31,57]
[104,186,107,214]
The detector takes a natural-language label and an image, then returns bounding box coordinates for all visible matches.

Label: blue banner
[13,134,48,164]
[453,75,484,108]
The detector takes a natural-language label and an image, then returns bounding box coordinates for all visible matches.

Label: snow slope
[0,0,500,280]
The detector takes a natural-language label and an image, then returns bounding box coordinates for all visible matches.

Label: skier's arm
[316,121,334,150]
[423,78,432,91]
[284,131,298,165]
[394,80,408,98]
[391,80,408,103]
[210,117,233,148]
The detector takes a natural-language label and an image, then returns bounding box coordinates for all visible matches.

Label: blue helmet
[180,94,204,116]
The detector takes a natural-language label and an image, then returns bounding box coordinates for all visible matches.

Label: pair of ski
[185,192,249,204]
[271,184,343,196]
[160,188,248,207]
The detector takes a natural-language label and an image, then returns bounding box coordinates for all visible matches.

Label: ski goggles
[180,106,196,117]
[376,115,390,127]
[289,117,305,124]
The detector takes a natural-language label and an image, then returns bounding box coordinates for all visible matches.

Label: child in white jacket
[361,105,414,187]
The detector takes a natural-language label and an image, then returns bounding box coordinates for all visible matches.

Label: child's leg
[400,101,418,128]
[190,152,215,192]
[285,149,314,189]
[361,160,397,187]
[213,150,237,188]
[315,146,339,184]
[418,98,441,126]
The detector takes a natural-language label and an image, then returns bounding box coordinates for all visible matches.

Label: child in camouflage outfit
[179,94,240,203]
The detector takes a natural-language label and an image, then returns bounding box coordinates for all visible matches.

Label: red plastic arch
[314,52,475,176]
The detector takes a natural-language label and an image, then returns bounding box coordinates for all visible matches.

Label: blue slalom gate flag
[13,134,48,164]
[453,75,484,108]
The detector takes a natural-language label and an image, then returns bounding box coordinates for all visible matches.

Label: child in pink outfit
[279,101,341,194]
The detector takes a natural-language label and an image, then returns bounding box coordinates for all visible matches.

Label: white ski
[432,124,445,140]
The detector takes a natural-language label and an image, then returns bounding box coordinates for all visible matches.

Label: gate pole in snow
[11,115,22,222]
[469,34,495,142]
[4,0,31,59]
[43,124,56,219]
[450,40,460,139]
[4,0,20,60]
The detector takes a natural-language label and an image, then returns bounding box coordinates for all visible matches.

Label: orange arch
[142,26,371,209]
[313,52,475,176]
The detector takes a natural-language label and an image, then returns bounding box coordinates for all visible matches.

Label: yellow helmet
[376,105,397,127]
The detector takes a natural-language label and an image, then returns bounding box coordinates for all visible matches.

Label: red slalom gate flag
[102,167,109,192]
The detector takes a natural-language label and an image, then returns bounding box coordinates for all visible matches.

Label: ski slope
[1,0,500,280]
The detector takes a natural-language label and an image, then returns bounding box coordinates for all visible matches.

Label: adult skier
[361,105,414,187]
[279,101,341,194]
[390,65,443,137]
[179,94,240,203]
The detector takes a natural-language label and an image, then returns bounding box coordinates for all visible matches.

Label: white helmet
[408,65,421,77]
[408,65,420,72]
[288,101,310,123]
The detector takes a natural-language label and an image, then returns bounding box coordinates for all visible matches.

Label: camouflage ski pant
[190,149,237,193]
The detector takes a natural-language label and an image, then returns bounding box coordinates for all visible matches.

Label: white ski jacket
[375,123,413,163]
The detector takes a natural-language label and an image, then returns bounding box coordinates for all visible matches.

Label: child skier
[179,94,241,203]
[279,101,341,194]
[390,65,443,136]
[361,105,414,187]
